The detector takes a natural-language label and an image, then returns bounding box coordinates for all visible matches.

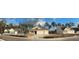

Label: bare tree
[0,18,6,35]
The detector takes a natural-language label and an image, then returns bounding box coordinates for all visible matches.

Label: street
[30,36,79,41]
[0,35,28,41]
[0,35,79,41]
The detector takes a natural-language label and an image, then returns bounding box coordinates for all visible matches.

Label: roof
[49,26,57,31]
[30,26,48,31]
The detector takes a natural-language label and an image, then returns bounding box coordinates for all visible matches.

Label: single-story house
[29,26,49,35]
[3,26,28,35]
[71,27,79,34]
[63,27,75,34]
[4,28,18,35]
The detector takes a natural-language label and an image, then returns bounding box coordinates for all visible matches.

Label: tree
[19,23,29,34]
[57,23,62,26]
[27,24,33,30]
[65,23,71,27]
[49,25,51,29]
[0,19,6,34]
[65,22,74,27]
[8,23,14,27]
[38,24,42,27]
[44,22,49,26]
[69,22,74,26]
[19,20,34,34]
[61,24,65,27]
[44,22,50,29]
[51,22,57,27]
[77,24,79,27]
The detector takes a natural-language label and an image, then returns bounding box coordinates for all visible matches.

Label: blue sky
[5,18,79,26]
[5,18,27,24]
[42,18,79,24]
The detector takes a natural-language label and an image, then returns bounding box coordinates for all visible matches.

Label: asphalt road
[30,36,79,41]
[0,35,28,41]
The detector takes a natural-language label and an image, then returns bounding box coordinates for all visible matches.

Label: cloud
[0,18,5,21]
[35,19,46,26]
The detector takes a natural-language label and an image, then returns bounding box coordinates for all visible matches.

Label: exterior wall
[37,30,49,35]
[44,30,49,35]
[76,31,79,34]
[63,27,75,34]
[63,30,75,34]
[37,30,44,34]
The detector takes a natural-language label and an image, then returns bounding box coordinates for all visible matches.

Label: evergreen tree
[44,22,50,29]
[65,22,74,27]
[77,24,79,27]
[51,22,57,27]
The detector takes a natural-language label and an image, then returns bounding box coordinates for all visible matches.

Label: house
[71,27,79,34]
[9,28,18,35]
[4,28,18,35]
[29,26,49,35]
[3,26,26,35]
[63,27,75,34]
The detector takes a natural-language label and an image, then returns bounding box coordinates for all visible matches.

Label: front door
[35,31,37,34]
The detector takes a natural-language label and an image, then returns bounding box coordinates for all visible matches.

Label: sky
[4,18,79,26]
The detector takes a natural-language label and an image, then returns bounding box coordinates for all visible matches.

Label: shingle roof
[30,26,48,31]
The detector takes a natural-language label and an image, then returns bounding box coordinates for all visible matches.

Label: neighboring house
[63,27,75,34]
[3,26,26,35]
[4,28,18,35]
[9,28,18,35]
[29,26,49,35]
[71,27,79,34]
[4,29,9,33]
